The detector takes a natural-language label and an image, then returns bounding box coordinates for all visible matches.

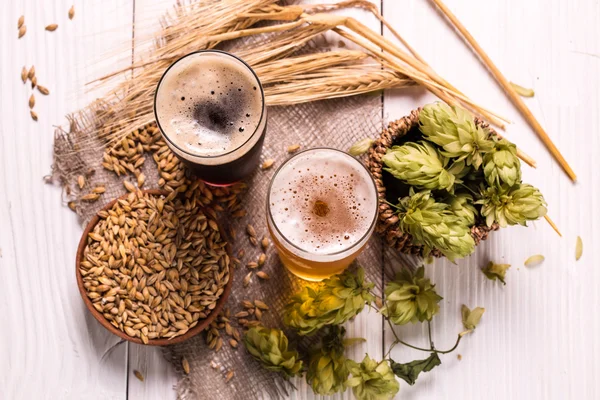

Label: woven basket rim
[366,107,498,257]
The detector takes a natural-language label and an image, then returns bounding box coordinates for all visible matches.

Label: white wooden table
[2,0,599,399]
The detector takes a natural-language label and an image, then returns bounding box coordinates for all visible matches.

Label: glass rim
[153,49,266,160]
[266,147,379,257]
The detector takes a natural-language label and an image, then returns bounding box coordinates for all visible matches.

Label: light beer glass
[266,148,378,281]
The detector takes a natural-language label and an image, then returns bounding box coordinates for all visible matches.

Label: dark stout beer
[154,50,267,186]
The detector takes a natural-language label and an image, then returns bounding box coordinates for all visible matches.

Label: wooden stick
[544,215,562,237]
[429,0,577,182]
[333,27,534,164]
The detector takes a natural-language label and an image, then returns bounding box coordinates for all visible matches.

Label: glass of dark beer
[154,50,267,186]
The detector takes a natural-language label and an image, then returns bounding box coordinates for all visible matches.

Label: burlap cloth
[54,89,392,398]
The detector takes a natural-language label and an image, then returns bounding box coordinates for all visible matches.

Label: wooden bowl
[75,189,233,346]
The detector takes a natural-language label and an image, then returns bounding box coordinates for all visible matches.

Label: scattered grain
[182,357,190,374]
[254,300,269,310]
[261,159,275,169]
[287,144,301,153]
[18,25,26,38]
[133,370,144,382]
[18,16,25,29]
[45,24,58,32]
[21,67,27,83]
[68,5,75,20]
[261,236,269,250]
[30,110,38,121]
[37,85,50,95]
[29,94,35,109]
[243,272,252,287]
[256,271,270,280]
[257,253,266,267]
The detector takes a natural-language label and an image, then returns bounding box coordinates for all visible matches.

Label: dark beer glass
[154,50,267,186]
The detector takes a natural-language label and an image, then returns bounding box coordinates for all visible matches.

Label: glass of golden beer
[266,148,378,281]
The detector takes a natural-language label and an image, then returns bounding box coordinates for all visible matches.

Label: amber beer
[266,148,378,281]
[154,50,266,186]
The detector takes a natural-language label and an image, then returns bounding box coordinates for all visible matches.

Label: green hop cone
[346,354,400,400]
[446,192,477,227]
[419,102,495,169]
[382,141,466,192]
[306,326,349,395]
[381,266,442,325]
[395,189,475,262]
[282,286,318,335]
[476,183,547,228]
[243,327,303,378]
[483,138,522,187]
[284,267,375,335]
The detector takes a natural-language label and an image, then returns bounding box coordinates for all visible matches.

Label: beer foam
[269,150,378,255]
[155,52,263,157]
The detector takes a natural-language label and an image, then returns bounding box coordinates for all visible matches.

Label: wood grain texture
[0,1,135,399]
[383,0,600,399]
[1,0,599,399]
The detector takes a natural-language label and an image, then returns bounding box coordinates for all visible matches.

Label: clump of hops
[243,327,303,378]
[477,183,547,228]
[283,267,374,336]
[394,189,475,261]
[382,102,547,261]
[381,266,442,325]
[419,102,494,169]
[382,141,467,192]
[306,326,349,395]
[483,138,521,187]
[346,354,400,400]
[445,193,477,227]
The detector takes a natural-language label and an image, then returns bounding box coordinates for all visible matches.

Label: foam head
[268,149,378,255]
[155,51,263,159]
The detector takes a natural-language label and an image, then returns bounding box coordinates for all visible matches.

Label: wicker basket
[366,108,499,257]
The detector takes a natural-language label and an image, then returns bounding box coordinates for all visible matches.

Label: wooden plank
[127,1,385,399]
[382,0,600,399]
[0,0,134,398]
[127,1,179,398]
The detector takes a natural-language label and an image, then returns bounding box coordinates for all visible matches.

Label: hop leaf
[243,327,303,378]
[481,261,511,284]
[395,189,475,261]
[419,102,495,169]
[483,138,522,187]
[349,138,374,156]
[461,305,485,330]
[381,266,442,325]
[382,141,466,192]
[445,192,477,227]
[346,354,400,400]
[306,326,349,395]
[476,183,547,228]
[283,267,375,335]
[390,353,441,386]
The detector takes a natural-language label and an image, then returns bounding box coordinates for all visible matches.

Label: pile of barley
[79,189,230,343]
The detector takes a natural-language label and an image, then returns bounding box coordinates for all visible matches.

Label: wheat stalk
[70,0,535,170]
